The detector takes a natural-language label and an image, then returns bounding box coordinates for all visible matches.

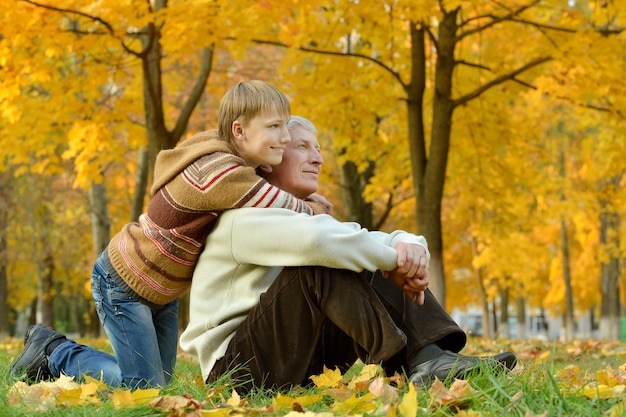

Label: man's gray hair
[287,115,317,134]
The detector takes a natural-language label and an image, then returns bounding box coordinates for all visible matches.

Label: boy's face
[232,104,291,168]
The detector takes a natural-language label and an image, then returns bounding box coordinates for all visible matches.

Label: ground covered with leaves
[2,337,626,416]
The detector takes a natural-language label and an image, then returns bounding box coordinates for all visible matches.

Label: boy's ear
[232,120,245,140]
[258,164,273,173]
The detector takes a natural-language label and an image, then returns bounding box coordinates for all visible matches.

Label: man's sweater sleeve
[225,208,414,272]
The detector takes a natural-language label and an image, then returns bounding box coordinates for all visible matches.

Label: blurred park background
[0,0,624,343]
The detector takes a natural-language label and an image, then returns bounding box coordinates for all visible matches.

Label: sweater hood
[150,130,240,195]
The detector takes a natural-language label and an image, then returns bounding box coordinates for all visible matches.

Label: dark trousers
[211,267,466,391]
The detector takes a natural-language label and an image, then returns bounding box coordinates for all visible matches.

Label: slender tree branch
[454,56,552,107]
[170,46,214,142]
[297,45,406,88]
[457,0,541,41]
[510,77,536,89]
[424,23,439,50]
[508,18,577,33]
[19,0,141,56]
[242,38,407,88]
[456,60,490,71]
[374,192,394,231]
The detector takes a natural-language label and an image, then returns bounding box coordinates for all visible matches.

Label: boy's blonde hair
[218,80,291,143]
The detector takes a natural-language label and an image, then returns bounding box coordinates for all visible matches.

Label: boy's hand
[306,193,333,215]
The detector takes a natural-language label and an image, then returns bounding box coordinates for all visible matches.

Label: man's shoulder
[217,208,328,229]
[223,207,311,218]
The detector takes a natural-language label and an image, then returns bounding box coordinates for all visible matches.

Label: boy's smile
[232,104,291,168]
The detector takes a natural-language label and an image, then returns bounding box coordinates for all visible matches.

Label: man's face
[263,125,323,199]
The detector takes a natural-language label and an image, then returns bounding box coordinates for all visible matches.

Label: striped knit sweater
[107,129,316,306]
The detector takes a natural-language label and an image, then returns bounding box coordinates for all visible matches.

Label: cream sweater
[179,208,429,381]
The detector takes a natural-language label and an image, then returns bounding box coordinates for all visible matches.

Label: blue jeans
[48,252,179,388]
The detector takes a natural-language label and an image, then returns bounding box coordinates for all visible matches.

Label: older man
[180,116,516,391]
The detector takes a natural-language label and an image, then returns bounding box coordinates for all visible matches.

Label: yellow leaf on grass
[596,368,626,387]
[310,366,343,388]
[581,384,625,399]
[324,388,353,401]
[274,393,324,409]
[282,412,335,417]
[109,389,134,408]
[109,387,160,408]
[227,389,242,407]
[7,381,57,412]
[331,392,377,414]
[202,407,234,416]
[57,382,101,406]
[555,365,583,386]
[455,410,485,416]
[347,364,382,389]
[397,382,418,417]
[130,387,162,405]
[82,374,108,389]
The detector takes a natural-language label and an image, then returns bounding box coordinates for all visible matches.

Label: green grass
[2,336,626,416]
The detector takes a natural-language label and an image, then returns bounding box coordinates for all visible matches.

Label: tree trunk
[470,236,492,338]
[0,173,8,335]
[491,300,498,337]
[516,296,526,340]
[407,12,458,306]
[556,138,575,341]
[498,286,510,339]
[599,209,621,340]
[341,160,374,230]
[560,216,575,341]
[131,147,151,222]
[37,252,55,327]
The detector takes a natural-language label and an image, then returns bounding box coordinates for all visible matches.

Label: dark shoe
[409,350,517,385]
[10,324,67,381]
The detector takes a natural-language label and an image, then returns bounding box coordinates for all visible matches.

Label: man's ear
[232,120,245,140]
[258,164,273,173]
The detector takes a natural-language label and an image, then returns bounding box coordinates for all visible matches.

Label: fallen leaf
[331,391,377,414]
[310,366,343,388]
[226,389,244,407]
[273,393,324,409]
[429,378,475,407]
[347,363,382,389]
[397,382,418,417]
[150,394,196,412]
[368,376,398,403]
[108,387,160,409]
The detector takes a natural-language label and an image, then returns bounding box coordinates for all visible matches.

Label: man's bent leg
[366,271,516,383]
[367,270,466,359]
[212,266,407,391]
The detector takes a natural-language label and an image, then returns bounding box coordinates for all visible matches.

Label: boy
[11,81,327,389]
